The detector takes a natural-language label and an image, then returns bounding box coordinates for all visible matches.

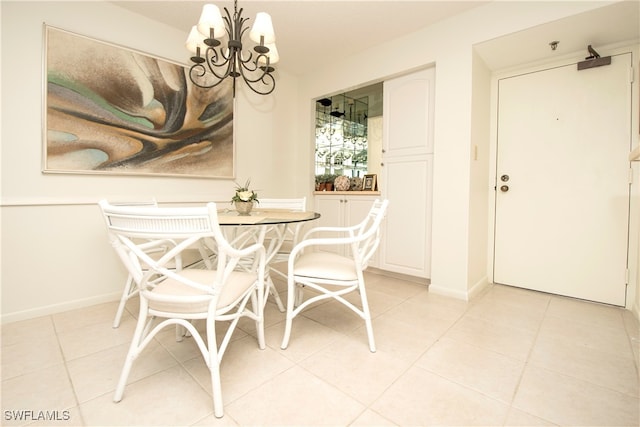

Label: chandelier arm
[237,63,275,95]
[237,64,268,83]
[189,46,233,89]
[204,47,233,80]
[189,63,229,89]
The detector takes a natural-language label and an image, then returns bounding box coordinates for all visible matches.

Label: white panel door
[494,53,632,306]
[383,68,435,155]
[380,155,432,277]
[379,67,435,278]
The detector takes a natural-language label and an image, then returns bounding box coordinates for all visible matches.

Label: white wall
[467,50,492,298]
[2,0,637,322]
[0,1,300,322]
[293,1,631,301]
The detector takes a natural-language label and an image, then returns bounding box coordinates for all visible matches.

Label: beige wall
[2,1,638,322]
[293,1,633,300]
[0,1,301,321]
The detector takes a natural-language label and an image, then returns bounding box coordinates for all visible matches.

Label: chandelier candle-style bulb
[197,4,224,45]
[258,43,279,72]
[185,26,206,63]
[186,0,277,96]
[249,12,275,53]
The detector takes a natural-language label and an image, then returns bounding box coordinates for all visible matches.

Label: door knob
[500,185,509,192]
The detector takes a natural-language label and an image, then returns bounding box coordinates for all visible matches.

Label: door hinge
[629,168,634,185]
[630,66,635,84]
[625,268,629,285]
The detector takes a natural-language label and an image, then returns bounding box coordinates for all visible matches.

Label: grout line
[54,314,88,426]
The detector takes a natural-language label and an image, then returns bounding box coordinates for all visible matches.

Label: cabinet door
[314,196,344,254]
[344,197,377,227]
[383,67,435,156]
[315,196,343,229]
[379,155,432,277]
[314,195,379,257]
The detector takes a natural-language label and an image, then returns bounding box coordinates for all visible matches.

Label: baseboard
[427,276,490,302]
[468,276,490,300]
[367,267,430,286]
[1,292,121,324]
[427,284,470,301]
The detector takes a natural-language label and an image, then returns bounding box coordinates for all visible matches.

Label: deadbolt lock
[500,174,509,182]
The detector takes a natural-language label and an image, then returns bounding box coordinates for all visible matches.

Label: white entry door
[494,53,632,306]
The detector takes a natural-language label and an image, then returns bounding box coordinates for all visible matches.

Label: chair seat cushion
[148,268,257,314]
[293,252,357,281]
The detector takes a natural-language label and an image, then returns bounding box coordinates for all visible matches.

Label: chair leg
[206,317,224,418]
[114,303,148,402]
[294,284,304,307]
[280,277,296,350]
[211,365,224,418]
[358,280,376,353]
[113,353,134,403]
[364,318,376,353]
[113,275,135,328]
[266,274,285,312]
[251,290,266,349]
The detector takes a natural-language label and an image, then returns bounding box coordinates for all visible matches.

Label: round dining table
[214,208,321,310]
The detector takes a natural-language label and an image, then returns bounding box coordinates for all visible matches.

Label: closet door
[379,68,435,278]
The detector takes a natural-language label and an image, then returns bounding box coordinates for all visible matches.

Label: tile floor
[2,272,639,426]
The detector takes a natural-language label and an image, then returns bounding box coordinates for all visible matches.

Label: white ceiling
[475,1,640,71]
[111,0,639,105]
[111,0,488,76]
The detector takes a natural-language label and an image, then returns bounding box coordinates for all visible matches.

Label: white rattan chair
[99,200,265,418]
[107,199,214,328]
[258,197,307,311]
[280,199,389,353]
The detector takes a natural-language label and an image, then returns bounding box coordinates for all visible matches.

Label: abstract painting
[43,25,234,178]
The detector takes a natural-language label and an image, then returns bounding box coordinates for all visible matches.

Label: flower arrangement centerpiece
[231,178,259,215]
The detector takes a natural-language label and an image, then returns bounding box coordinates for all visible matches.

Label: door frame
[485,43,640,309]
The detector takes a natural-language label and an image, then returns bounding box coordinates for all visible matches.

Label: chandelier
[185,0,278,96]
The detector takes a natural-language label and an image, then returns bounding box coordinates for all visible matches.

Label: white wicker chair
[258,197,307,311]
[99,200,265,418]
[281,199,389,353]
[107,199,214,328]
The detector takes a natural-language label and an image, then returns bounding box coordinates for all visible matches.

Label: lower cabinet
[314,193,380,266]
[314,186,432,279]
[378,155,432,279]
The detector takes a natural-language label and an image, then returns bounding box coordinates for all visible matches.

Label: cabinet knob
[381,162,384,167]
[382,149,386,153]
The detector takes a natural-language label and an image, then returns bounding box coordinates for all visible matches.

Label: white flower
[237,191,254,202]
[231,178,259,203]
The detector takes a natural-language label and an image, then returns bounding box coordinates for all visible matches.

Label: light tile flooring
[2,272,639,426]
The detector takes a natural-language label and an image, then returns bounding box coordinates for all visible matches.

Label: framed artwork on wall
[43,25,235,178]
